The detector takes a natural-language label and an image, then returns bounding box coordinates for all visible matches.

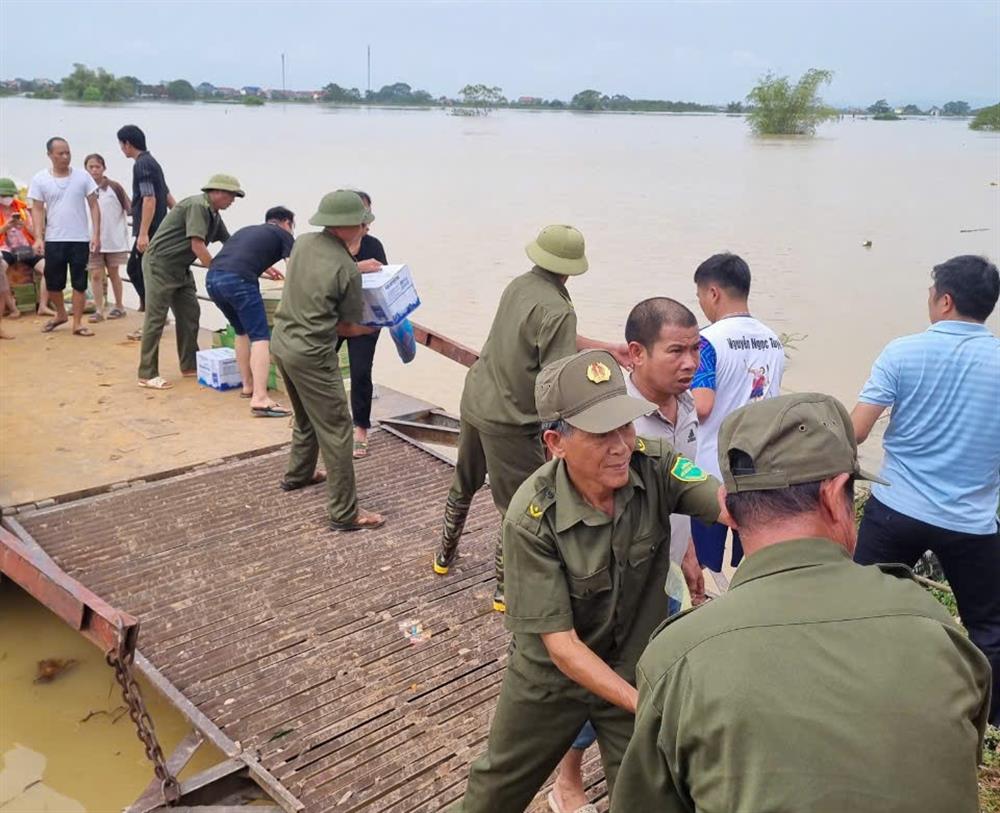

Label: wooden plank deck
[14,430,609,811]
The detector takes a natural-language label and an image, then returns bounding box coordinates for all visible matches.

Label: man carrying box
[270,190,384,531]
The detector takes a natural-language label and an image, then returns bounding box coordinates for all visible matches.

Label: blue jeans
[206,271,270,341]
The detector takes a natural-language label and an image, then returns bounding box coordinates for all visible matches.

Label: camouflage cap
[201,173,245,197]
[309,190,374,227]
[535,349,655,434]
[718,392,888,493]
[526,225,588,276]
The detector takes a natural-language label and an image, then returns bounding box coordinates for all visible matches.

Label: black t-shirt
[355,234,387,264]
[208,223,295,281]
[131,151,170,238]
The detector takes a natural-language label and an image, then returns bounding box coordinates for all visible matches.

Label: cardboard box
[360,264,420,327]
[196,348,242,391]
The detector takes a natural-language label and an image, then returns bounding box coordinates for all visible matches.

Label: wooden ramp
[8,429,610,811]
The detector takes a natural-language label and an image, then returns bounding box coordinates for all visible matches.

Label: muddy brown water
[0,98,997,809]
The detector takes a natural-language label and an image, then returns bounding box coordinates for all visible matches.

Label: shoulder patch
[634,436,663,457]
[670,455,708,482]
[876,562,917,581]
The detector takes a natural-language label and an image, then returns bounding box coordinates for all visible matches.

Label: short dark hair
[723,450,854,529]
[541,418,574,438]
[931,255,999,321]
[625,297,698,349]
[84,153,106,168]
[265,206,295,224]
[355,190,371,206]
[116,125,147,151]
[46,136,68,153]
[693,252,751,297]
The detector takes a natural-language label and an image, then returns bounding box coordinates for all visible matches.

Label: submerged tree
[61,63,135,102]
[745,69,836,135]
[969,103,1000,131]
[458,84,505,116]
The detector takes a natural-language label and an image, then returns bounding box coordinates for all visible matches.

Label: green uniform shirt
[503,438,721,689]
[271,231,363,359]
[144,193,230,269]
[461,267,578,435]
[613,537,992,813]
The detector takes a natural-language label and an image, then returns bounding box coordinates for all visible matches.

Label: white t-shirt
[93,185,131,253]
[692,315,785,479]
[27,167,97,242]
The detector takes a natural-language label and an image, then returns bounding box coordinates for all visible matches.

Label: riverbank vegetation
[970,103,1000,131]
[745,69,837,135]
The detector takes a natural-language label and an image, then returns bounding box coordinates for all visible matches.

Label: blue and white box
[360,264,421,327]
[196,347,243,391]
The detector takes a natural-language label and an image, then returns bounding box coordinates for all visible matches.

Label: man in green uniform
[270,190,383,531]
[612,393,993,813]
[137,174,241,390]
[432,225,628,612]
[452,349,724,813]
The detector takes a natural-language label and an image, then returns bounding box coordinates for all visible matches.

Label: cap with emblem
[718,392,888,493]
[535,349,655,434]
[525,225,589,276]
[201,173,245,197]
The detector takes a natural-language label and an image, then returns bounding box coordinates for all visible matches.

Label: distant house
[517,96,542,105]
[197,82,217,96]
[34,78,56,88]
[241,86,263,97]
[928,106,941,117]
[215,87,238,97]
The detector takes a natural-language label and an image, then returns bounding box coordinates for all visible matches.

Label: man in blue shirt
[852,254,1000,725]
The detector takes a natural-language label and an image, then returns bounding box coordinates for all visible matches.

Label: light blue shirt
[859,321,1000,535]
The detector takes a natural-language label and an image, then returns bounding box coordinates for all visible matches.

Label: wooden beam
[410,321,480,368]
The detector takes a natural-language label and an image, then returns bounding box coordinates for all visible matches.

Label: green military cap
[536,349,655,433]
[718,392,888,493]
[526,225,588,276]
[309,189,374,227]
[201,173,245,197]
[0,178,18,196]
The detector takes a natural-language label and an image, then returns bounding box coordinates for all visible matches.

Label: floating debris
[861,240,873,248]
[34,658,78,684]
[959,227,990,233]
[399,619,432,645]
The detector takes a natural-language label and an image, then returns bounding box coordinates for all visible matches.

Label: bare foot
[549,784,589,813]
[38,306,57,317]
[7,309,20,319]
[0,331,14,340]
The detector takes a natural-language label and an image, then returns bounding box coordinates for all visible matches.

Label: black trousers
[338,331,380,430]
[126,238,145,307]
[856,495,1000,725]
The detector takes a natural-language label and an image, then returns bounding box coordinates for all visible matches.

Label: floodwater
[0,98,998,809]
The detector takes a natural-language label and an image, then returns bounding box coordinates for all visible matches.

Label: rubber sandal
[108,308,126,319]
[41,319,67,333]
[73,327,95,337]
[138,376,172,390]
[353,439,369,459]
[88,312,105,323]
[251,405,292,418]
[279,471,326,492]
[329,513,385,532]
[547,791,597,813]
[240,392,253,399]
[126,329,142,341]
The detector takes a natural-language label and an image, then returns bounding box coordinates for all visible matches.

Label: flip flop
[329,512,385,532]
[108,307,126,319]
[353,439,369,459]
[41,319,67,333]
[88,312,105,323]
[251,405,292,418]
[138,376,173,390]
[547,791,598,813]
[240,391,253,399]
[73,327,95,337]
[126,329,142,341]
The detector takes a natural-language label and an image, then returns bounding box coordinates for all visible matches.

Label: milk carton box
[360,264,421,327]
[196,347,242,391]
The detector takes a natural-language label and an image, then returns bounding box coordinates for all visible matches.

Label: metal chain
[106,638,181,804]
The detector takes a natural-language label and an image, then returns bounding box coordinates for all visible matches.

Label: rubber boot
[492,529,505,613]
[433,494,472,575]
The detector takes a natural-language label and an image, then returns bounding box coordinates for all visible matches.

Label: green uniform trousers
[137,259,201,380]
[448,420,545,515]
[274,351,358,525]
[452,665,634,812]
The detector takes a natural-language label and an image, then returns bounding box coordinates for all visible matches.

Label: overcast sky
[2,0,998,107]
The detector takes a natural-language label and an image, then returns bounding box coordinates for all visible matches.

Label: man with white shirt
[547,297,706,813]
[691,253,784,576]
[29,136,101,335]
